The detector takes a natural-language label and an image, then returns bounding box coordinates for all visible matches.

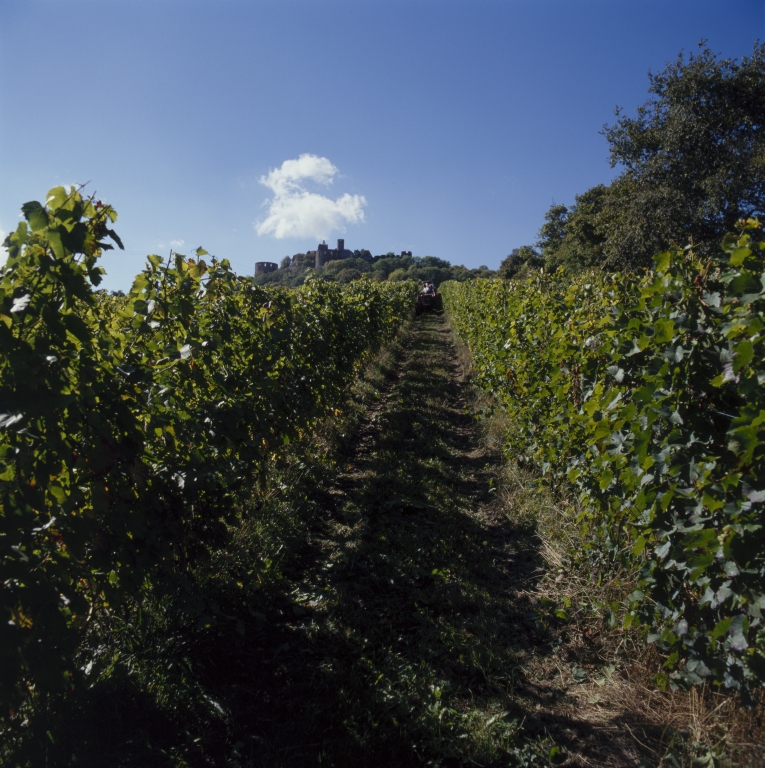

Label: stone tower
[316,241,329,268]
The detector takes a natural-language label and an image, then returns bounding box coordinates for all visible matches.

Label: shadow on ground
[188,314,653,767]
[24,314,664,768]
[201,313,549,767]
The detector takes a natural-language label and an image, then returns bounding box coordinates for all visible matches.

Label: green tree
[419,255,452,270]
[373,254,412,276]
[600,42,765,267]
[336,268,363,283]
[408,265,453,285]
[536,204,568,262]
[542,185,609,272]
[498,245,541,279]
[320,257,370,281]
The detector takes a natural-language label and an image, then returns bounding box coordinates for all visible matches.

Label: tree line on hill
[254,249,496,287]
[500,43,765,280]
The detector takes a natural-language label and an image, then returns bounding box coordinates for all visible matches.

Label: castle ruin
[314,238,348,268]
[254,261,278,277]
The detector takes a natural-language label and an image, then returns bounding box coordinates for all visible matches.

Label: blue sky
[1,0,763,290]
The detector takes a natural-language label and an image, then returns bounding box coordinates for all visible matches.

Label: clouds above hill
[256,154,366,240]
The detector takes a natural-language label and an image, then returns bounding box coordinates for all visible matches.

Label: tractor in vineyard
[415,280,443,314]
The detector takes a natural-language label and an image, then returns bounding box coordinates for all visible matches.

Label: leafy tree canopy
[498,245,541,280]
[538,186,609,271]
[602,42,765,267]
[530,43,765,273]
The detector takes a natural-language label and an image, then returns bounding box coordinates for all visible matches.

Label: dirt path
[231,314,653,767]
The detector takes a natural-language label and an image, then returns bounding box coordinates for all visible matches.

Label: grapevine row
[0,187,414,711]
[441,225,765,693]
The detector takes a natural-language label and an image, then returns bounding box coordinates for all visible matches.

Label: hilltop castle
[313,238,351,268]
[282,239,352,270]
[257,240,413,276]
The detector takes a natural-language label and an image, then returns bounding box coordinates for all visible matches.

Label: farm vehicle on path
[415,281,443,314]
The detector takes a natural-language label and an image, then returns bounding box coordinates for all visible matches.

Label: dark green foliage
[0,187,414,727]
[602,43,765,267]
[533,43,765,273]
[536,204,568,258]
[336,267,363,283]
[322,256,372,280]
[539,186,609,272]
[442,222,765,694]
[371,253,414,278]
[498,245,542,280]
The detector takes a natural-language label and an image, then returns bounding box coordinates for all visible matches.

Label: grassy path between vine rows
[225,313,661,767]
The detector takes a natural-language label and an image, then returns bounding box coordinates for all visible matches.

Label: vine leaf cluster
[0,186,414,719]
[443,222,765,695]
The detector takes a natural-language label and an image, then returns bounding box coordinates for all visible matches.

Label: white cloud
[256,154,366,240]
[170,239,185,249]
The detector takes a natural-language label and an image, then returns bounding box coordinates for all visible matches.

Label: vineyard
[442,224,765,696]
[1,187,764,766]
[0,188,415,757]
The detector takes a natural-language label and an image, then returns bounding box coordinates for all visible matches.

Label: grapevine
[0,187,414,713]
[442,224,765,693]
